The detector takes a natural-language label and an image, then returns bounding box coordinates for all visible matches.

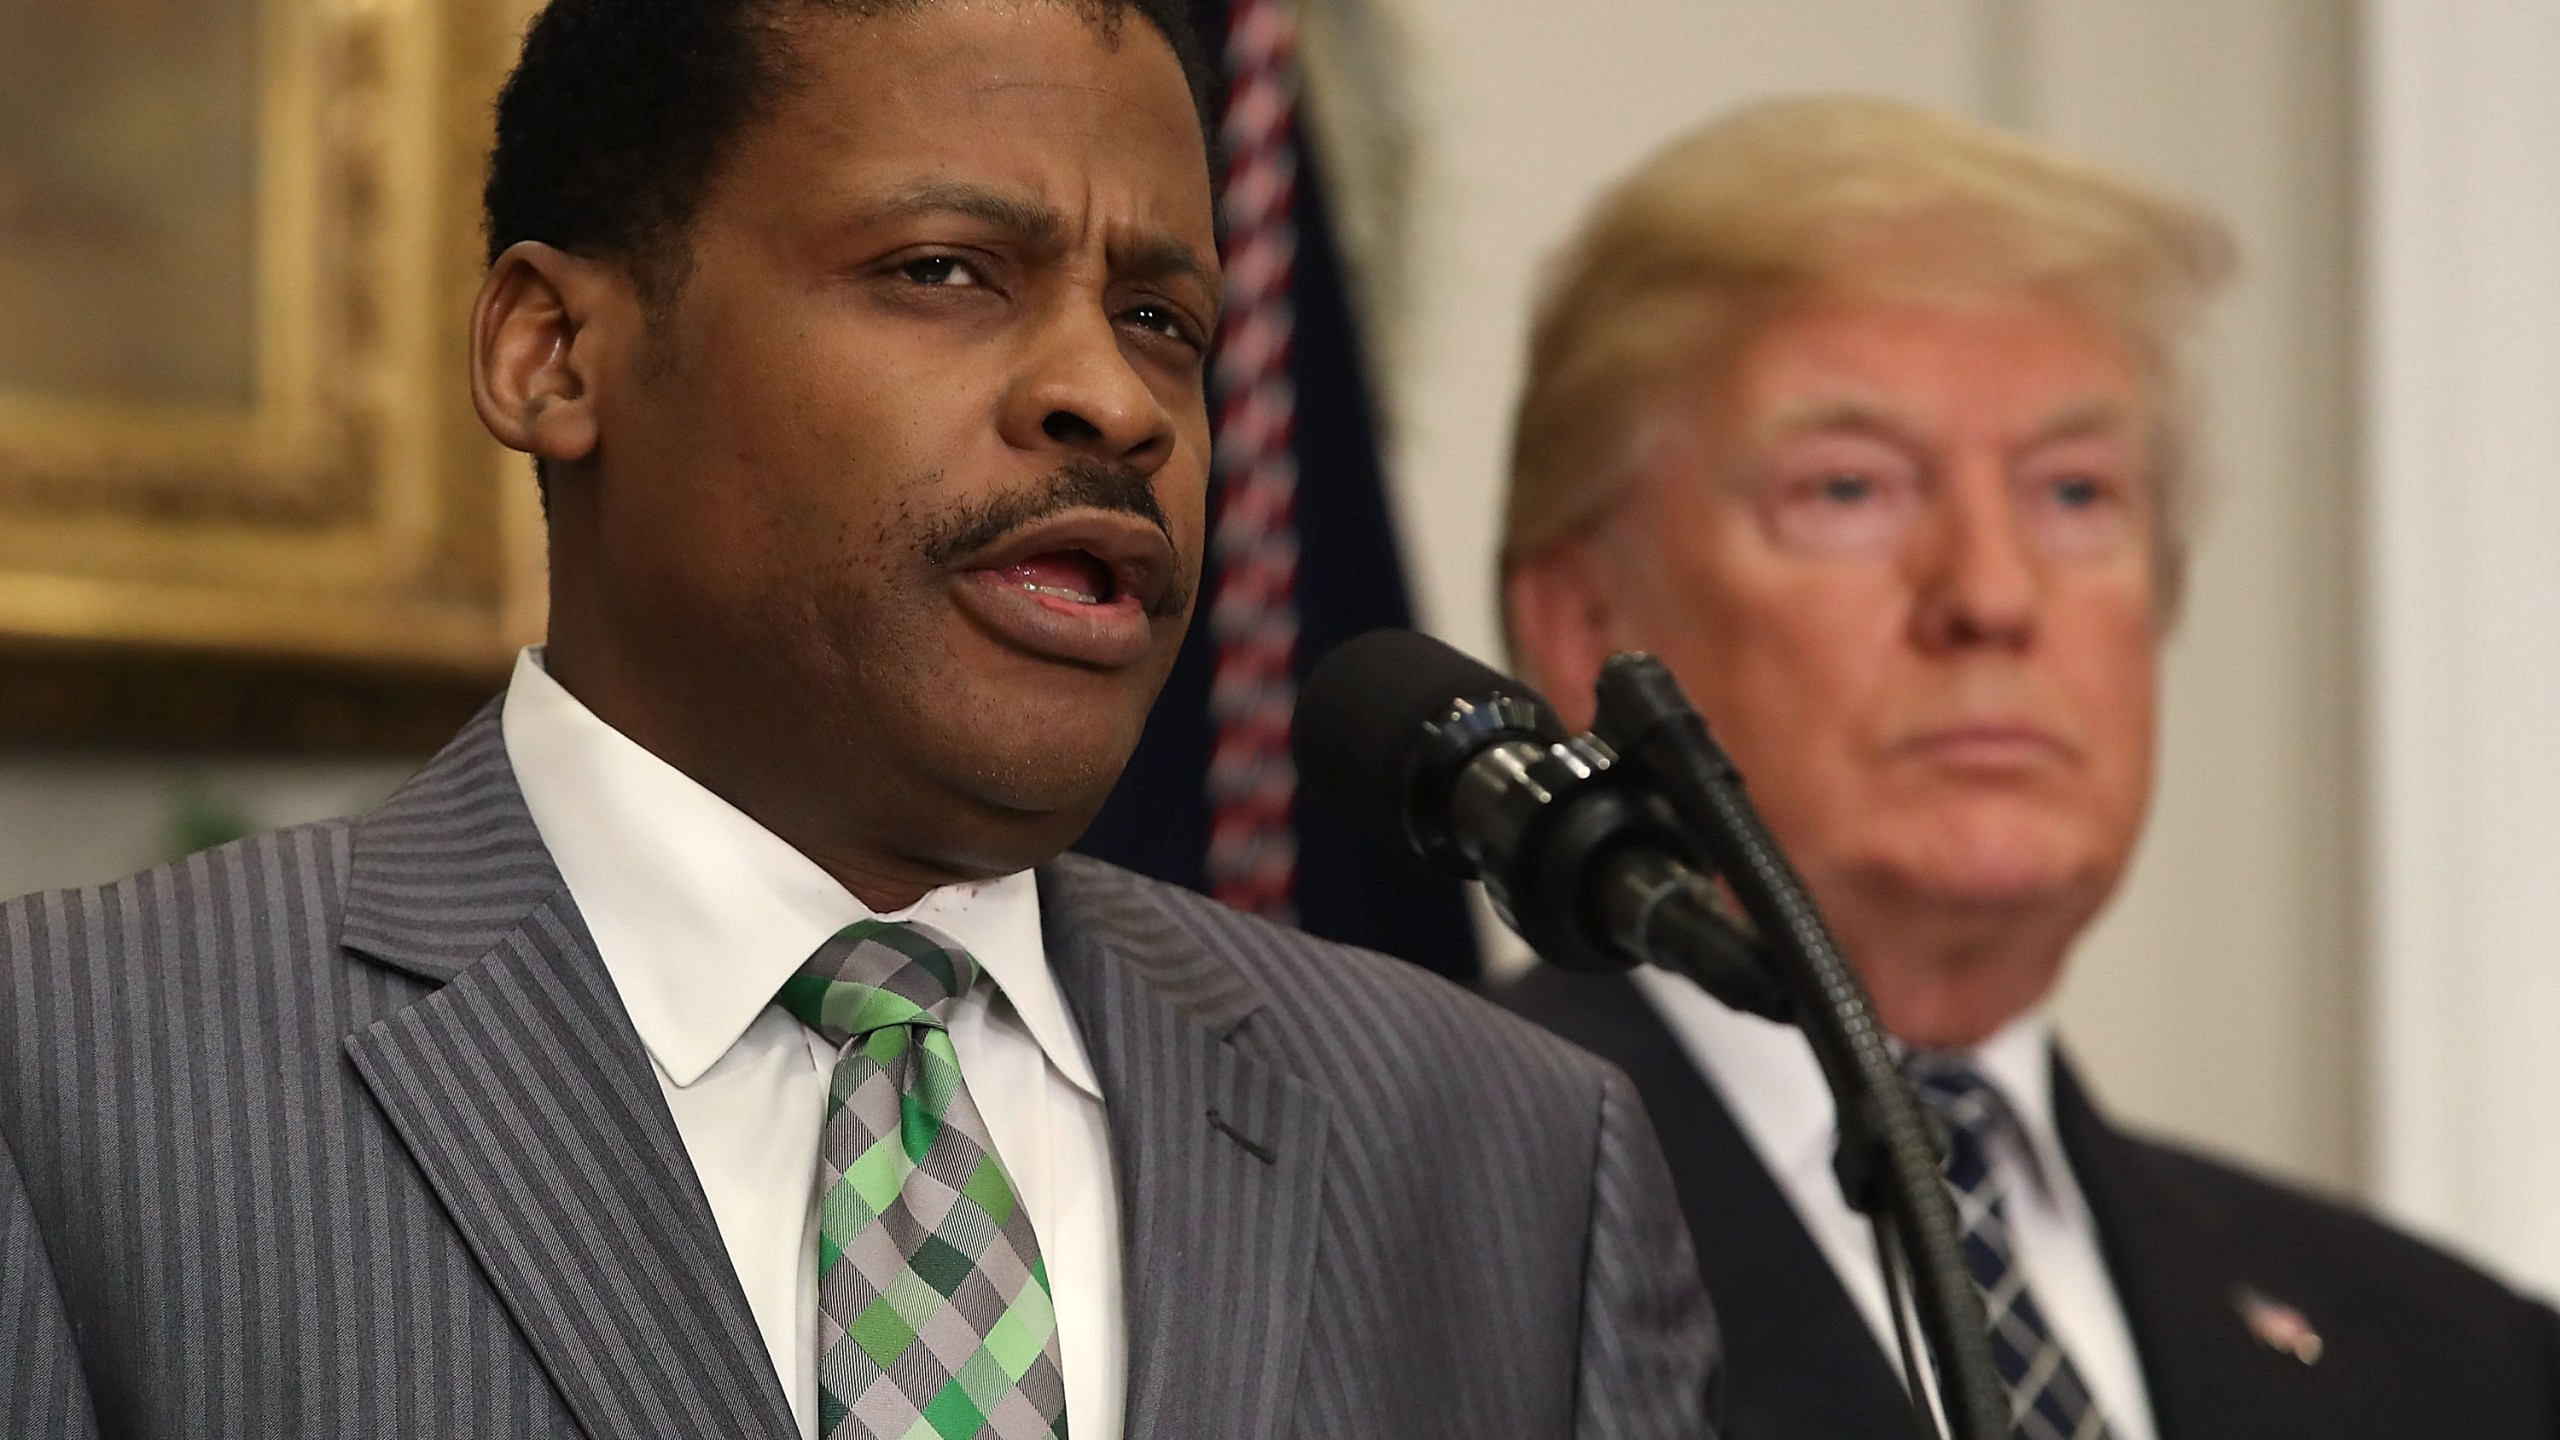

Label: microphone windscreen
[1293,629,1558,854]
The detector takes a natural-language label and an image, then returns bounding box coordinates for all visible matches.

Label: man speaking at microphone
[1497,98,2560,1437]
[0,3,1716,1436]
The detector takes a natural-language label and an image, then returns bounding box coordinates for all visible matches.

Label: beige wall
[2360,0,2560,1297]
[0,753,407,899]
[1385,0,2364,1194]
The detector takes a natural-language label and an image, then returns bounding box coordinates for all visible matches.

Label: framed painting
[0,0,544,751]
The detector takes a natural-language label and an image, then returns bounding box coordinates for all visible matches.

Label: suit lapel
[2057,1055,2304,1440]
[1038,857,1332,1440]
[338,708,797,1440]
[1541,972,1914,1440]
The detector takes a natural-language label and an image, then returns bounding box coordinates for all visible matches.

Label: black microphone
[1295,629,1786,1017]
[1299,629,2002,1440]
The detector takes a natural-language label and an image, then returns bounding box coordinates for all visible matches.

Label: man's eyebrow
[853,181,1068,246]
[2021,397,2138,448]
[850,180,1219,304]
[1112,232,1221,302]
[1764,395,1920,444]
[1760,394,2139,449]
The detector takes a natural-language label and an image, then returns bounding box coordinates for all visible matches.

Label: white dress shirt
[1631,967,2158,1440]
[501,650,1125,1440]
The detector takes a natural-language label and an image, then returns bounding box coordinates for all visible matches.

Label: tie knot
[777,919,979,1048]
[1905,1054,2017,1133]
[1904,1054,2024,1182]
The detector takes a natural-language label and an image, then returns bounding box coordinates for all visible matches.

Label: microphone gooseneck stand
[1589,653,2009,1440]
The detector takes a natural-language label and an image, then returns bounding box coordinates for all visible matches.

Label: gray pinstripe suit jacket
[0,707,1718,1438]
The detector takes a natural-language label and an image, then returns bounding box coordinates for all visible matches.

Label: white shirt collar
[1629,965,2076,1205]
[500,647,1100,1097]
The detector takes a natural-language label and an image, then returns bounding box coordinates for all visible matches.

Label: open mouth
[945,510,1183,669]
[1000,549,1120,606]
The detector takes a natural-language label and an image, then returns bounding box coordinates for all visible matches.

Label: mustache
[919,460,1190,613]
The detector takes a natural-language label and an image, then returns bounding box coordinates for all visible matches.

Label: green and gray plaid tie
[777,920,1068,1440]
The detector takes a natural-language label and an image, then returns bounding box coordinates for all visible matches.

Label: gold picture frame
[0,0,543,751]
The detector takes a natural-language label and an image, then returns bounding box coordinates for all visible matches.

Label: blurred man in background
[1499,97,2560,1438]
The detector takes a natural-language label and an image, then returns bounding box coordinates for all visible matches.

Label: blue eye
[2051,475,2105,508]
[1819,473,1876,504]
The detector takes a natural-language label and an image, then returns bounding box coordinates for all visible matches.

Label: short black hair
[484,0,1213,302]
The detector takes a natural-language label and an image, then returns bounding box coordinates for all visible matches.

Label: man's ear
[1503,537,1619,734]
[470,240,622,465]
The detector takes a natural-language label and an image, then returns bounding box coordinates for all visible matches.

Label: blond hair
[1502,95,2236,624]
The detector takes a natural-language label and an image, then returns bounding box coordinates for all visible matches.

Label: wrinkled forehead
[735,2,1211,195]
[1711,288,2154,439]
[755,0,1212,140]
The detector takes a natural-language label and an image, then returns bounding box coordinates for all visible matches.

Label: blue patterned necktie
[1907,1056,2117,1440]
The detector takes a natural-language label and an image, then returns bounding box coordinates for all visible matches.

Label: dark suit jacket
[0,709,1719,1439]
[1500,966,2560,1439]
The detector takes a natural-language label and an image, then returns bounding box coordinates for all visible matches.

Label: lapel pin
[2231,1284,2324,1366]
